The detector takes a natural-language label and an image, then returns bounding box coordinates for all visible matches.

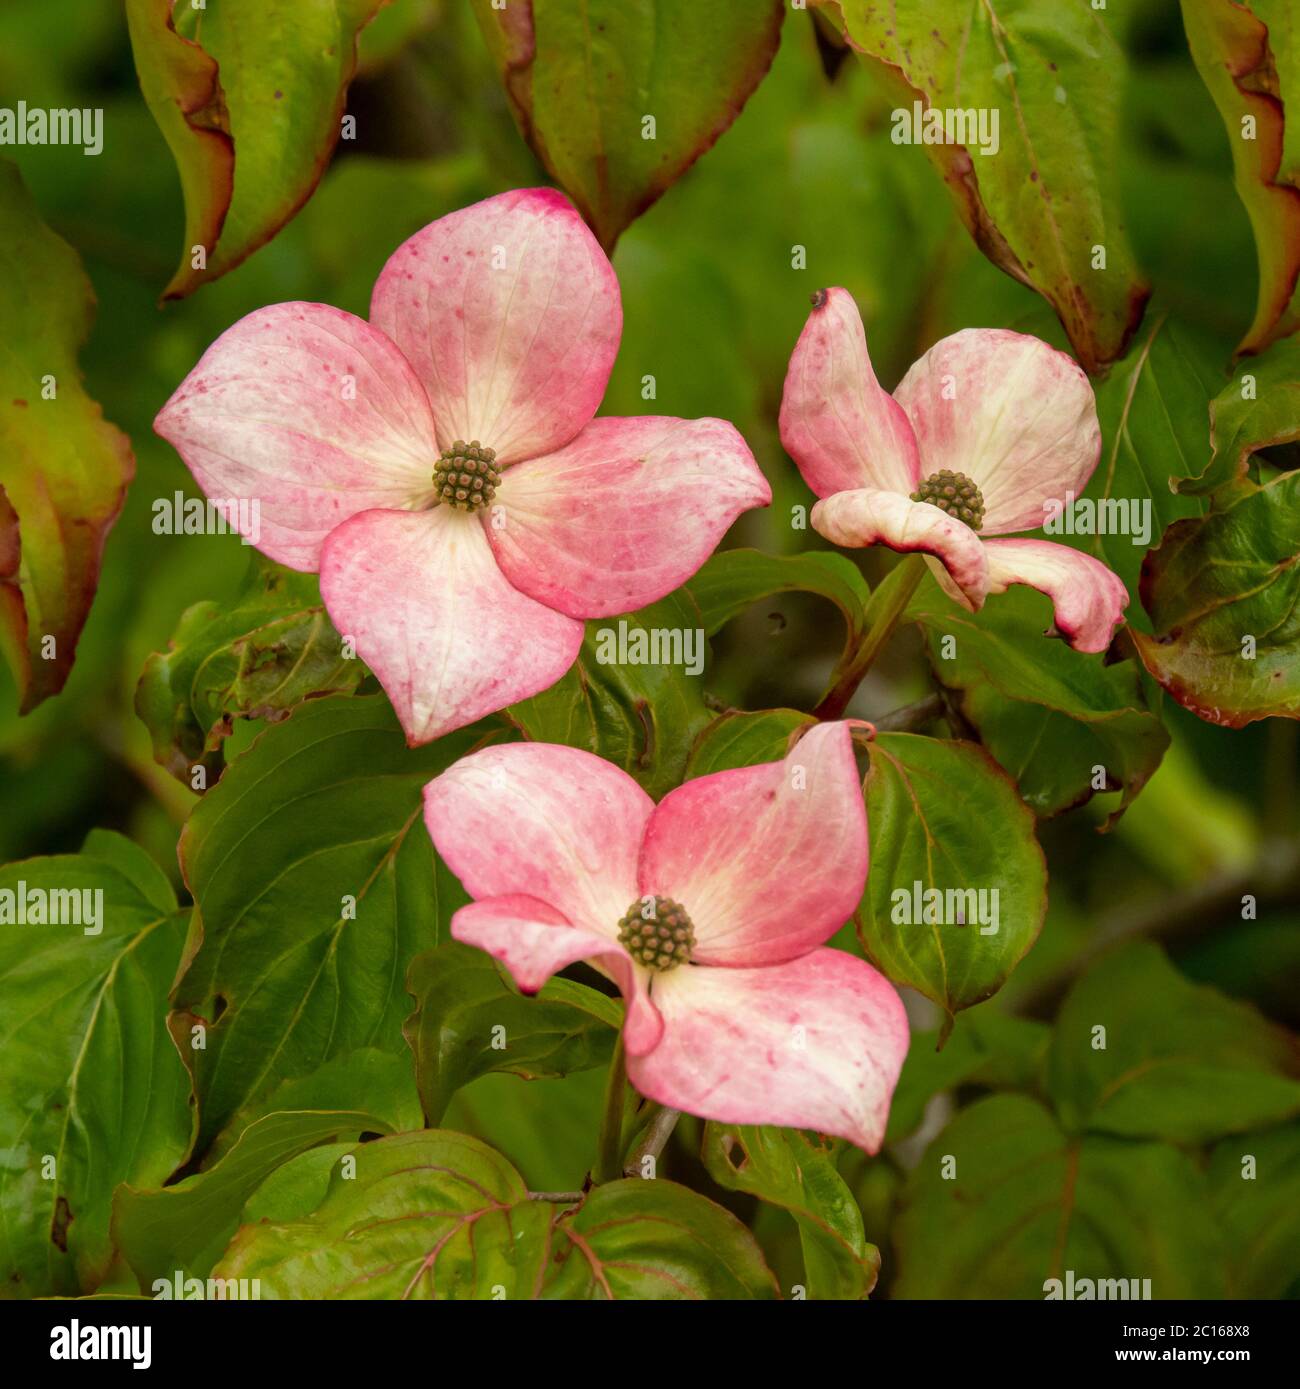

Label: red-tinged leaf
[470,0,786,250]
[0,160,134,712]
[127,0,385,298]
[1181,0,1300,354]
[1178,335,1300,496]
[820,0,1149,373]
[124,0,233,300]
[1134,473,1300,727]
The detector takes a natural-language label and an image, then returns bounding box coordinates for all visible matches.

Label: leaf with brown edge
[1178,334,1300,496]
[818,0,1148,373]
[135,551,368,784]
[1133,473,1300,728]
[125,0,232,300]
[127,0,385,298]
[0,159,134,713]
[1181,0,1300,355]
[470,0,786,251]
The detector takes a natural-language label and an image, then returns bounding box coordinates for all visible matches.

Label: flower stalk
[592,1034,628,1184]
[816,552,927,720]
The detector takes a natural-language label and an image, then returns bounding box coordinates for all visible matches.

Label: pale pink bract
[423,723,910,1152]
[155,188,771,744]
[780,288,1128,653]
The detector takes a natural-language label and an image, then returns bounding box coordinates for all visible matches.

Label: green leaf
[0,833,190,1296]
[1047,943,1300,1143]
[0,159,134,711]
[1133,473,1300,727]
[135,552,367,782]
[239,1142,356,1225]
[205,1046,424,1159]
[826,0,1147,371]
[506,591,712,800]
[444,1070,607,1195]
[404,942,618,1125]
[1181,335,1300,496]
[212,1129,778,1299]
[543,1178,779,1299]
[113,1097,410,1289]
[80,827,177,917]
[173,693,508,1156]
[687,547,870,645]
[914,585,1170,819]
[1083,314,1223,599]
[856,733,1047,1028]
[123,0,231,300]
[1209,1121,1300,1298]
[702,1124,878,1299]
[1180,0,1300,355]
[470,0,786,249]
[684,707,814,778]
[213,1130,553,1298]
[894,1094,1224,1298]
[128,0,384,297]
[887,1011,1049,1142]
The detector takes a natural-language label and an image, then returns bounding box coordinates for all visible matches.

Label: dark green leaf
[174,694,508,1155]
[914,585,1169,819]
[113,1090,413,1289]
[1209,1121,1300,1298]
[0,833,190,1295]
[443,1070,607,1195]
[894,1095,1223,1298]
[1047,942,1300,1142]
[506,591,712,800]
[702,1124,878,1299]
[684,707,814,778]
[687,547,870,645]
[1083,314,1222,599]
[887,1011,1049,1142]
[857,733,1047,1028]
[404,942,618,1125]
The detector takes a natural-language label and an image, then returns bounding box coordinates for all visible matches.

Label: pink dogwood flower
[780,288,1127,653]
[154,188,770,744]
[423,723,909,1151]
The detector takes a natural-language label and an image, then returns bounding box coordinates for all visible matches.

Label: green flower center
[432,440,501,512]
[617,896,696,973]
[910,469,985,530]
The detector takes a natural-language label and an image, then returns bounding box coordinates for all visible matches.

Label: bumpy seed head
[432,440,500,512]
[617,896,696,973]
[910,469,985,530]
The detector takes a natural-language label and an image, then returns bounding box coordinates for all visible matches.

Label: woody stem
[815,552,928,720]
[623,1104,682,1177]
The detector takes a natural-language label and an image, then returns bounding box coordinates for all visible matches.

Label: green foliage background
[0,0,1297,1300]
